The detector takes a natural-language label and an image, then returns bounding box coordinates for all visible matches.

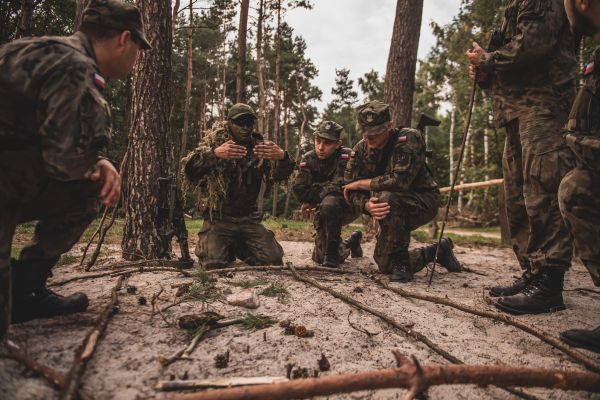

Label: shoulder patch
[94,73,106,90]
[585,61,595,77]
[396,136,407,144]
[299,161,307,168]
[340,153,349,159]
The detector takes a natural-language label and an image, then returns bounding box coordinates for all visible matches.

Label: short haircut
[79,22,122,41]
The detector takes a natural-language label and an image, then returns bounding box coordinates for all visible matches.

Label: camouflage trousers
[195,218,284,269]
[502,118,575,273]
[373,190,439,274]
[312,194,360,264]
[0,147,101,341]
[559,167,600,286]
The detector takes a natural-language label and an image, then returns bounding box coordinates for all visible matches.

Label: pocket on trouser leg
[530,146,575,194]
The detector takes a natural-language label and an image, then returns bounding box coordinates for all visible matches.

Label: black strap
[375,130,400,176]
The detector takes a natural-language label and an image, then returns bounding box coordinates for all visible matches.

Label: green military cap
[313,120,344,141]
[356,100,391,136]
[82,0,152,50]
[227,103,258,120]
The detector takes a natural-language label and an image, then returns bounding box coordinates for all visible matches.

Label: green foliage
[185,269,221,307]
[241,313,276,330]
[357,69,384,102]
[260,281,290,303]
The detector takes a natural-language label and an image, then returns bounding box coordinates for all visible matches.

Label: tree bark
[384,0,424,127]
[255,0,266,134]
[271,0,282,218]
[122,0,175,260]
[15,0,34,38]
[172,0,180,40]
[235,0,250,103]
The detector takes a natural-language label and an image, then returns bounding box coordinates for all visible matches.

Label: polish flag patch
[299,162,307,168]
[340,154,349,159]
[585,61,595,76]
[397,136,407,144]
[94,73,106,89]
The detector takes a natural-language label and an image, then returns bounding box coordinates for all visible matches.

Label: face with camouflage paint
[228,114,256,143]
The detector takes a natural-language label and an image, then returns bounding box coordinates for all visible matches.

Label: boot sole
[559,333,600,354]
[494,301,566,315]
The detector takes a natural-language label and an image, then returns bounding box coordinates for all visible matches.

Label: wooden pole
[439,178,503,193]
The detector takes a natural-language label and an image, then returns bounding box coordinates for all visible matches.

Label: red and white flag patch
[340,154,349,159]
[585,61,595,77]
[397,136,407,144]
[94,73,106,89]
[299,161,307,168]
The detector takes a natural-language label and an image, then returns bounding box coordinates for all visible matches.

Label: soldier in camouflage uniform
[0,0,151,341]
[556,0,600,354]
[292,121,363,268]
[343,101,461,282]
[467,0,578,314]
[183,103,295,269]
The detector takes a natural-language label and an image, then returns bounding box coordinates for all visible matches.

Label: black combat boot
[343,231,363,258]
[11,258,89,323]
[560,325,600,354]
[390,250,412,282]
[489,271,532,297]
[323,240,342,268]
[423,237,461,272]
[495,269,565,315]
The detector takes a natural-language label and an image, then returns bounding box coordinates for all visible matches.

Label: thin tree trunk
[16,0,34,38]
[282,102,292,217]
[256,0,266,134]
[172,0,180,40]
[271,0,282,218]
[221,19,227,118]
[449,106,455,184]
[235,0,250,103]
[122,0,174,260]
[384,0,424,126]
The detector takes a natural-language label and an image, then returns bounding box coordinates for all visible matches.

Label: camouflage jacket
[0,32,111,181]
[344,128,438,212]
[183,121,295,220]
[292,147,352,206]
[565,46,600,173]
[479,0,577,128]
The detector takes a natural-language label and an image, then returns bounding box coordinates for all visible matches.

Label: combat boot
[343,231,363,258]
[495,269,565,315]
[560,325,600,354]
[390,250,412,282]
[489,271,532,297]
[11,258,89,323]
[423,237,461,272]
[323,240,341,268]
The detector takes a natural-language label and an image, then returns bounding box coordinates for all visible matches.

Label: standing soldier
[292,121,363,268]
[558,0,600,354]
[466,0,578,314]
[343,101,461,282]
[0,0,151,341]
[183,103,295,269]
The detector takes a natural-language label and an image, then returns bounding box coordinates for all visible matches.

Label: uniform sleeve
[370,132,425,192]
[292,155,323,205]
[183,145,219,184]
[479,0,559,72]
[37,62,110,181]
[344,145,370,213]
[270,151,295,182]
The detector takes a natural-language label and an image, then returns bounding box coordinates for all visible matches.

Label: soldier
[183,103,295,269]
[343,101,461,282]
[292,121,363,268]
[557,0,600,354]
[0,0,151,341]
[466,0,578,314]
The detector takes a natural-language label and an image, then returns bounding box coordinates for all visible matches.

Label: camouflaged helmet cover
[313,120,344,141]
[82,0,152,49]
[227,103,258,120]
[356,100,391,136]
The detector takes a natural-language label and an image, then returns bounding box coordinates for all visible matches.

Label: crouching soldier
[292,121,363,268]
[343,101,461,282]
[183,103,295,269]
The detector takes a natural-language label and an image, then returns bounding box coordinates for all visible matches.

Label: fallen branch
[3,340,93,400]
[287,263,538,400]
[165,356,600,400]
[49,266,191,287]
[372,276,600,373]
[79,207,109,268]
[460,266,488,276]
[85,205,119,271]
[156,376,288,391]
[59,275,125,400]
[208,265,357,275]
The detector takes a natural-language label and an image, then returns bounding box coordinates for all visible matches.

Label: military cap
[356,100,391,136]
[227,103,258,120]
[313,120,344,141]
[82,0,152,50]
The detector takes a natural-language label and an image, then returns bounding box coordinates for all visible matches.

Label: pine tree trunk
[122,0,175,260]
[384,0,423,127]
[449,106,455,184]
[235,0,250,103]
[172,0,180,40]
[256,0,266,134]
[15,0,34,38]
[271,1,282,218]
[282,103,292,217]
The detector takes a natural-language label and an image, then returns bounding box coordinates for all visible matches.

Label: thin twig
[209,265,358,275]
[49,266,191,287]
[347,310,378,337]
[85,206,119,271]
[80,207,109,267]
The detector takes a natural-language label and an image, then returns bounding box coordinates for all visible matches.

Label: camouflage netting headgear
[82,0,152,49]
[313,120,344,141]
[227,103,258,120]
[356,100,391,136]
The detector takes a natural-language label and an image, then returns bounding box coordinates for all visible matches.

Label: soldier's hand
[300,202,312,220]
[365,197,390,220]
[90,159,121,207]
[215,140,247,159]
[466,41,487,67]
[469,64,488,83]
[255,141,285,161]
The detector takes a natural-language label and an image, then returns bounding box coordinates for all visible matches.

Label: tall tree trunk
[122,0,175,260]
[449,106,455,184]
[271,1,282,218]
[384,0,423,127]
[235,0,250,103]
[282,102,292,217]
[172,0,180,39]
[15,0,34,38]
[221,19,227,118]
[255,0,266,134]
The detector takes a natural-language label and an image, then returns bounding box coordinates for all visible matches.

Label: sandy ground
[1,237,600,400]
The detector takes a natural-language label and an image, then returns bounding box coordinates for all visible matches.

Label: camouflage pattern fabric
[292,147,358,263]
[195,219,283,269]
[344,128,440,273]
[479,0,578,128]
[558,46,600,286]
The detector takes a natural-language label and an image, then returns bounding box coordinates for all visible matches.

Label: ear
[387,121,393,131]
[336,139,343,148]
[118,30,133,47]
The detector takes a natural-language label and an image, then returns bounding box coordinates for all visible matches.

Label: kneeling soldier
[292,121,362,268]
[344,101,461,281]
